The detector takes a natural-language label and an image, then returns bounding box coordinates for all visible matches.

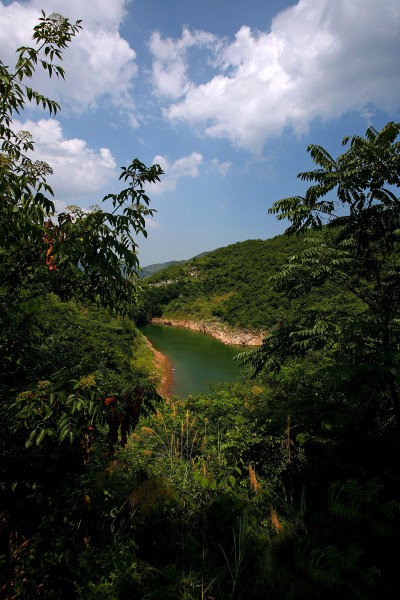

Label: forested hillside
[140,252,209,278]
[138,234,334,330]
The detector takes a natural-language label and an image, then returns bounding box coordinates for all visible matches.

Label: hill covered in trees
[138,233,335,331]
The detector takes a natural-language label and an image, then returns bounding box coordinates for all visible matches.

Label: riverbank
[150,317,265,346]
[143,337,174,398]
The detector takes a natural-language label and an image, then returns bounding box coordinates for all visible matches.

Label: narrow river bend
[139,323,242,398]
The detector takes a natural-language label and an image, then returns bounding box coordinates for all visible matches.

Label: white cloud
[144,217,161,229]
[62,28,137,113]
[0,0,138,122]
[152,0,400,153]
[13,118,117,202]
[146,152,204,195]
[208,159,232,177]
[149,27,220,99]
[53,199,68,213]
[30,0,127,29]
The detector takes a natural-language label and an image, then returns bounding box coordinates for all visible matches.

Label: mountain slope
[139,235,320,330]
[140,260,186,278]
[140,252,209,278]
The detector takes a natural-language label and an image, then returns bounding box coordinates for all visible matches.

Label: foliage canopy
[1,15,164,596]
[241,122,400,428]
[0,11,163,315]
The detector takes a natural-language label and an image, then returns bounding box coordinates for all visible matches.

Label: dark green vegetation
[0,297,159,596]
[1,12,399,600]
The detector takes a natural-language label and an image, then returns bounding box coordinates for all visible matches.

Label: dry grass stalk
[141,426,156,435]
[248,463,262,493]
[128,478,174,514]
[270,508,283,533]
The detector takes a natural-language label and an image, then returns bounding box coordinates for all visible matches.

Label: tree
[0,11,163,316]
[0,9,164,445]
[235,123,400,597]
[0,7,164,489]
[0,14,165,596]
[242,122,400,431]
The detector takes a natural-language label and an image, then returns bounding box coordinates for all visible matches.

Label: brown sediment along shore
[144,337,174,399]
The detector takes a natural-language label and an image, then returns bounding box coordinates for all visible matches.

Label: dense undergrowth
[4,374,398,598]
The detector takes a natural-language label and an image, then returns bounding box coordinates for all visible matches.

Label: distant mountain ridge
[140,252,209,278]
[140,260,185,278]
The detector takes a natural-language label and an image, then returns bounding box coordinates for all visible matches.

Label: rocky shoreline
[151,317,265,347]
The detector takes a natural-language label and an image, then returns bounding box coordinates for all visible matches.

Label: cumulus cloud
[146,152,204,195]
[149,27,220,99]
[13,118,117,201]
[0,0,138,122]
[151,0,400,153]
[31,0,127,29]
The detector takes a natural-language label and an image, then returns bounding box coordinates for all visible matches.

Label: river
[139,323,242,397]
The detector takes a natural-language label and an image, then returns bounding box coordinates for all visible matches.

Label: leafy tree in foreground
[242,122,400,432]
[236,123,400,597]
[0,10,163,437]
[0,10,163,316]
[0,14,163,596]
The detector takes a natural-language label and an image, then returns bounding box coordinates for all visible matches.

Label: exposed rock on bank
[151,317,265,347]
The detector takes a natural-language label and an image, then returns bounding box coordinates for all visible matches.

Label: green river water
[139,323,243,397]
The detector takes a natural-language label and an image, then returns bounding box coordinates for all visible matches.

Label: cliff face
[151,317,265,346]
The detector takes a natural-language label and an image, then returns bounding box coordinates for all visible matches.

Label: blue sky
[1,0,400,266]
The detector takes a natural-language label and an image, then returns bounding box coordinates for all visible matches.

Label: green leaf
[36,428,47,445]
